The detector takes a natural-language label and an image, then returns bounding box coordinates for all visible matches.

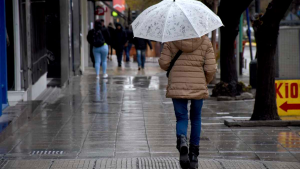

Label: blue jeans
[124,43,132,61]
[93,45,108,75]
[172,99,203,145]
[136,49,146,68]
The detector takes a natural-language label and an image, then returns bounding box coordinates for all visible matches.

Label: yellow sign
[276,79,300,116]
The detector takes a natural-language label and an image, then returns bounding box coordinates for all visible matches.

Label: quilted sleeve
[204,38,217,84]
[159,43,172,71]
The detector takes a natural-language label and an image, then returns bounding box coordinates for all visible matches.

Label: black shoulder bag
[166,50,183,78]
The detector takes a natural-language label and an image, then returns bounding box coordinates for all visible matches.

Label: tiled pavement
[2,158,300,169]
[0,59,300,168]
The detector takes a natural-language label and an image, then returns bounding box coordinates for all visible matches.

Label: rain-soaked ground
[0,57,300,164]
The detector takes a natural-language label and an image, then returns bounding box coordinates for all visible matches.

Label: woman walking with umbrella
[132,0,222,168]
[160,37,216,169]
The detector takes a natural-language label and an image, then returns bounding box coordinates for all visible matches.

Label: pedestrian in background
[133,37,152,70]
[107,22,115,60]
[99,19,111,46]
[114,23,128,67]
[124,26,134,62]
[87,20,109,79]
[159,37,216,169]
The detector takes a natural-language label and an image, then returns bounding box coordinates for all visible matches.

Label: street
[0,59,300,168]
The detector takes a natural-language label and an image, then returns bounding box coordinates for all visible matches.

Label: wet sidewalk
[0,59,300,168]
[2,158,300,169]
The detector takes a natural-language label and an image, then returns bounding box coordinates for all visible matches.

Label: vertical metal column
[236,32,240,77]
[0,0,7,115]
[60,0,71,87]
[72,0,81,76]
[81,0,89,73]
[13,0,21,91]
[25,0,32,100]
[87,0,95,68]
[239,14,243,75]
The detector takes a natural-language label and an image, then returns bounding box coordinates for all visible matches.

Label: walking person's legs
[136,49,142,70]
[126,43,132,62]
[116,49,123,67]
[124,46,130,62]
[100,45,109,78]
[189,99,203,169]
[109,45,113,60]
[107,46,110,60]
[93,47,101,79]
[172,99,190,169]
[141,50,146,69]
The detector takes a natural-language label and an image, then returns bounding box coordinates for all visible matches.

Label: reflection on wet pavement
[0,60,299,162]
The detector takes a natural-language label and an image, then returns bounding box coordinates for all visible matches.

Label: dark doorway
[45,0,61,79]
[6,0,15,91]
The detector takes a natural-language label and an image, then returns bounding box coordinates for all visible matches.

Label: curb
[224,119,300,127]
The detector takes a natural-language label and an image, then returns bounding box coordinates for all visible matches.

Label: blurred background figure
[114,23,127,67]
[285,7,299,20]
[107,22,115,60]
[133,37,152,70]
[124,26,134,62]
[100,19,111,48]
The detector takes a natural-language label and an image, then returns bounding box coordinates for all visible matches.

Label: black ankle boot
[189,144,199,169]
[176,135,189,169]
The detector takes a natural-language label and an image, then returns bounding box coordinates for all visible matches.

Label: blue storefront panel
[0,0,8,116]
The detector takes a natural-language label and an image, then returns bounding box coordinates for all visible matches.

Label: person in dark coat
[107,22,115,59]
[133,38,153,70]
[100,19,111,45]
[124,26,134,62]
[114,23,128,67]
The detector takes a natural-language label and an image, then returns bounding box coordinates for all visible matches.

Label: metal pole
[13,0,21,91]
[25,0,32,100]
[239,14,243,75]
[236,32,240,77]
[246,8,253,61]
[128,7,131,25]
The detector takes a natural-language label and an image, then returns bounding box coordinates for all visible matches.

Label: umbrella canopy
[132,0,223,43]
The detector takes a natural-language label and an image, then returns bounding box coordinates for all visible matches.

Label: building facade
[0,0,118,115]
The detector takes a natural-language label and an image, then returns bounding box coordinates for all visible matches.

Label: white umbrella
[132,0,223,43]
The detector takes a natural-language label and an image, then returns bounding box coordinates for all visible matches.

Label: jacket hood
[172,37,204,53]
[95,20,102,30]
[115,23,123,31]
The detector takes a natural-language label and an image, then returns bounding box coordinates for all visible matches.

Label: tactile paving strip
[2,158,300,169]
[3,160,52,169]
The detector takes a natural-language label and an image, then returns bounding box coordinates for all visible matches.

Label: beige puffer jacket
[159,36,216,99]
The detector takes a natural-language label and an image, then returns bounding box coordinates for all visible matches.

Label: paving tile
[256,153,299,162]
[263,161,300,168]
[248,144,288,153]
[51,159,95,169]
[3,160,52,169]
[217,159,266,169]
